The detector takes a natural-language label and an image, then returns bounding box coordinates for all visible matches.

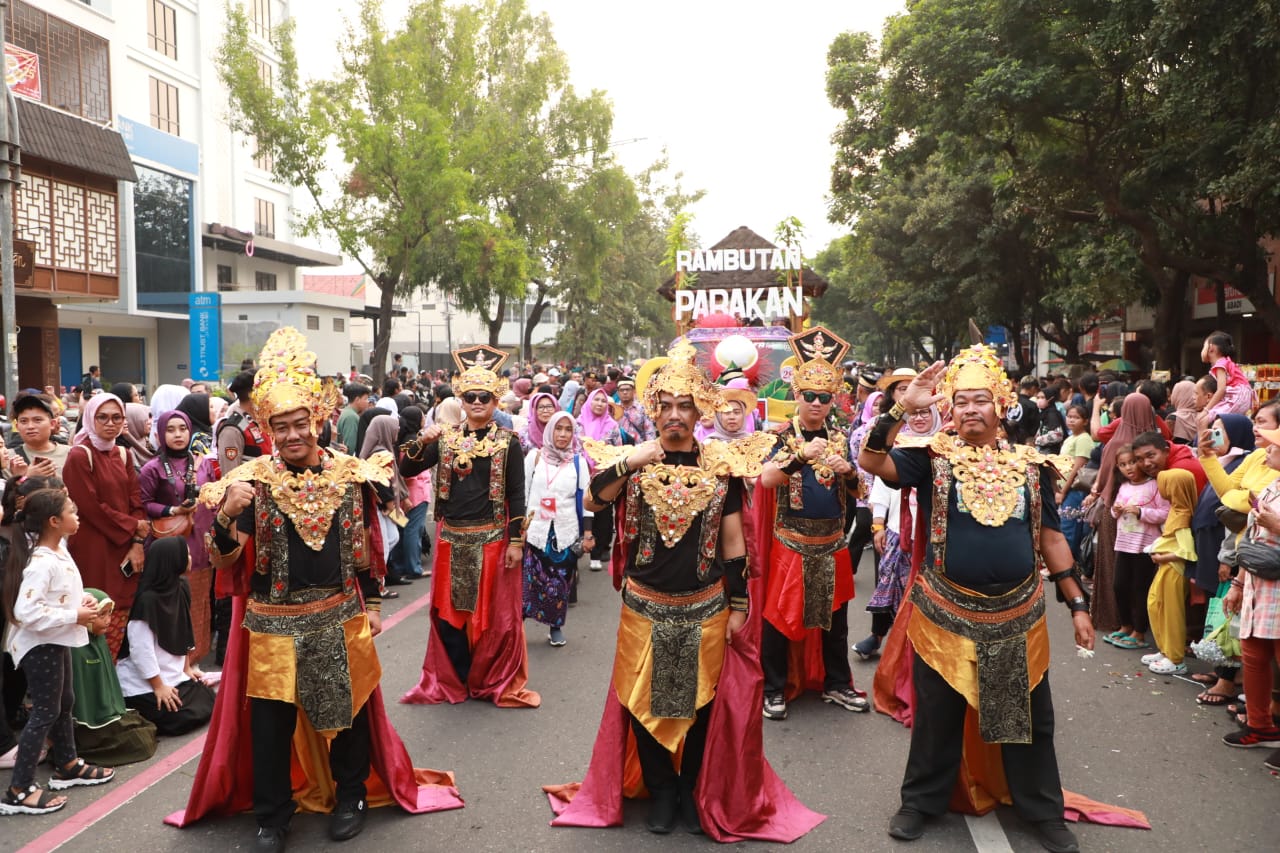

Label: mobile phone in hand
[119,555,134,578]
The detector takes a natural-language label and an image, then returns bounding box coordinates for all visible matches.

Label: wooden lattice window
[6,1,112,122]
[15,171,118,276]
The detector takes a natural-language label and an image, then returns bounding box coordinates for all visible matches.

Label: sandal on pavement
[1197,690,1234,706]
[1112,635,1150,650]
[48,758,114,790]
[1190,673,1218,686]
[0,784,67,815]
[1102,630,1127,646]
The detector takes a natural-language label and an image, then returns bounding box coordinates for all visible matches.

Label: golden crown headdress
[789,326,851,395]
[937,344,1015,415]
[452,344,511,397]
[251,327,341,432]
[642,339,723,420]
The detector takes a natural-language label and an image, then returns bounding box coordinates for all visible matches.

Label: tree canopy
[822,0,1280,371]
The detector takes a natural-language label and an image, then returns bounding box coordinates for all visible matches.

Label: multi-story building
[7,0,344,393]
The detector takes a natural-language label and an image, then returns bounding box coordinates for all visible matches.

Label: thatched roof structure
[657,225,829,301]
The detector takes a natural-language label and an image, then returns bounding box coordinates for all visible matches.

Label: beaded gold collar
[440,423,506,473]
[200,449,392,550]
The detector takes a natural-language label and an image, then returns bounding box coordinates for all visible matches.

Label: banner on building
[189,293,222,381]
[5,43,41,99]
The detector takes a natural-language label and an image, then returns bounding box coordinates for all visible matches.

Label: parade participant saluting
[168,329,461,851]
[399,345,538,708]
[858,345,1093,853]
[757,327,867,720]
[546,341,821,842]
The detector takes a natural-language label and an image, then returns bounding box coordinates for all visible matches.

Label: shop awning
[14,98,137,181]
[203,223,342,267]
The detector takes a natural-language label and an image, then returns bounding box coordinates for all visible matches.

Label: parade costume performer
[399,345,539,709]
[165,329,462,851]
[858,346,1149,853]
[544,341,823,842]
[756,327,867,719]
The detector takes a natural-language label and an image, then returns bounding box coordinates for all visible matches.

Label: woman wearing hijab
[145,384,188,447]
[110,383,139,404]
[1168,380,1201,445]
[578,389,622,572]
[173,393,214,457]
[708,387,757,442]
[115,538,214,736]
[354,404,384,462]
[522,412,592,647]
[1087,393,1164,635]
[521,393,559,453]
[65,393,148,660]
[558,379,581,413]
[121,403,155,469]
[855,406,941,661]
[394,406,431,580]
[847,390,885,572]
[70,589,159,766]
[138,411,213,661]
[360,413,413,588]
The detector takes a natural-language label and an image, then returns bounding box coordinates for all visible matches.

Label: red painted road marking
[17,586,433,852]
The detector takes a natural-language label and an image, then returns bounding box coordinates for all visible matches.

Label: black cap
[11,393,56,418]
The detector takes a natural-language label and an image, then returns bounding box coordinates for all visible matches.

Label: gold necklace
[636,461,721,548]
[442,424,506,472]
[944,436,1027,527]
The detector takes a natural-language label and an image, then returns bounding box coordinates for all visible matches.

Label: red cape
[543,487,826,843]
[751,484,860,700]
[400,528,540,708]
[165,506,464,827]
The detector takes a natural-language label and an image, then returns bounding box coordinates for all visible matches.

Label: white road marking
[965,812,1016,853]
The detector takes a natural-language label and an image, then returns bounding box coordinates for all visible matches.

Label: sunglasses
[800,391,833,404]
[94,413,125,424]
[462,391,493,404]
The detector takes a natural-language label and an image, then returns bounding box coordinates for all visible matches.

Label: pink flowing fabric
[401,528,540,708]
[543,489,825,842]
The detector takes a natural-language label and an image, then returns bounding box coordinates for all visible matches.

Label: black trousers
[434,615,472,684]
[251,698,370,828]
[761,602,852,694]
[590,503,614,561]
[12,644,77,790]
[1113,551,1157,633]
[847,506,874,572]
[629,701,713,793]
[900,653,1064,823]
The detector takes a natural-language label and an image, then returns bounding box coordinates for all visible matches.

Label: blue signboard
[189,293,222,381]
[117,115,200,175]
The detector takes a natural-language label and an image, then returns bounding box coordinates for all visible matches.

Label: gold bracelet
[887,401,907,421]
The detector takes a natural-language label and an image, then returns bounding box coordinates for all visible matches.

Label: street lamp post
[0,0,23,402]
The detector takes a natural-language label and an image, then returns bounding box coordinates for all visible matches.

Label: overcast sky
[294,0,905,259]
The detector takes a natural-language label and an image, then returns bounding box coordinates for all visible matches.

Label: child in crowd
[1106,446,1168,649]
[1201,331,1253,422]
[1,489,115,815]
[1057,404,1097,559]
[1143,471,1200,675]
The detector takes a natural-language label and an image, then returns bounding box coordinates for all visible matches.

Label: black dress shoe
[678,782,703,834]
[1033,820,1080,853]
[888,807,925,841]
[254,826,287,853]
[385,576,414,586]
[329,798,367,841]
[644,787,679,834]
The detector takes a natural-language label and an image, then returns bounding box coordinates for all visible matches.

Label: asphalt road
[4,547,1277,853]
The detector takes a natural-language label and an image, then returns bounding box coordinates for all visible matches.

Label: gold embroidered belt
[910,571,1044,744]
[440,521,504,614]
[242,588,377,733]
[621,579,726,721]
[776,515,843,630]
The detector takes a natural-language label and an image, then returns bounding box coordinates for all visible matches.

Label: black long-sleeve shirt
[400,425,526,539]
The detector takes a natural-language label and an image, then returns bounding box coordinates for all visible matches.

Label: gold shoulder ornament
[582,437,632,470]
[700,432,776,478]
[198,448,391,550]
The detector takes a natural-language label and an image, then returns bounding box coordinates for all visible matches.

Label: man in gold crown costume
[757,326,868,720]
[399,345,538,708]
[544,341,823,842]
[167,329,462,852]
[858,346,1093,853]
